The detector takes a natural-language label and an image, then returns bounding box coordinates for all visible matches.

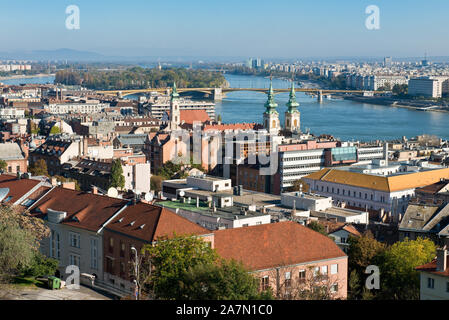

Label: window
[330,284,338,293]
[120,262,126,278]
[313,267,320,276]
[109,237,114,254]
[299,270,306,283]
[120,241,125,258]
[427,277,435,289]
[50,231,60,260]
[69,254,80,267]
[285,272,291,287]
[70,232,80,248]
[446,282,449,293]
[331,264,338,275]
[321,266,328,276]
[90,238,98,270]
[261,276,269,291]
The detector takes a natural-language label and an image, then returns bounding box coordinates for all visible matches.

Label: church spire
[264,79,278,114]
[286,81,299,113]
[171,82,180,100]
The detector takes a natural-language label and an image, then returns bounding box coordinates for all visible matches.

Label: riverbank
[343,95,449,114]
[0,73,55,81]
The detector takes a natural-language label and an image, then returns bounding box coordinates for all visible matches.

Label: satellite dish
[107,187,118,198]
[179,190,185,197]
[144,193,154,202]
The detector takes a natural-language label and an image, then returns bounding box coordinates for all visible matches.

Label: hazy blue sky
[1,0,448,58]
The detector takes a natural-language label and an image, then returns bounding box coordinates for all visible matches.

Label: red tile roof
[416,257,449,277]
[213,221,346,271]
[29,187,128,232]
[166,110,211,125]
[203,123,264,131]
[104,202,209,242]
[0,174,41,205]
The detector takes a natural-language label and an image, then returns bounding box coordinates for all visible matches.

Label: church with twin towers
[166,79,301,135]
[263,80,301,135]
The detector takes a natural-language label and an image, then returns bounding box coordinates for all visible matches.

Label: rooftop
[304,167,449,192]
[213,221,346,271]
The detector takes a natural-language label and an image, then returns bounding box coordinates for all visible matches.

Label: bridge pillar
[213,88,224,101]
[318,90,323,103]
[117,91,123,99]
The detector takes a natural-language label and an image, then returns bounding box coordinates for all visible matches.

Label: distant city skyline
[1,1,449,59]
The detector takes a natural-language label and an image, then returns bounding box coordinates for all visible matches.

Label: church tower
[284,81,301,133]
[263,80,280,135]
[169,82,180,130]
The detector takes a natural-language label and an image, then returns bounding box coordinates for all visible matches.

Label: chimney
[62,182,76,190]
[437,247,447,272]
[92,186,98,195]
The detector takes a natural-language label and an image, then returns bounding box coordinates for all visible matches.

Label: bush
[20,253,58,278]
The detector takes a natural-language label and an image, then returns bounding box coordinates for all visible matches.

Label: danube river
[5,74,449,141]
[216,74,449,141]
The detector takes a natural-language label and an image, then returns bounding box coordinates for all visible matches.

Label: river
[216,74,449,142]
[4,74,449,142]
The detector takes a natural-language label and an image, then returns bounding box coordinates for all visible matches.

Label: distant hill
[0,48,104,61]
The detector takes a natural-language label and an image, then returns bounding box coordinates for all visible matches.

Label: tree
[28,159,48,177]
[109,159,125,189]
[0,160,7,172]
[347,231,386,272]
[0,206,50,282]
[150,175,163,193]
[20,252,58,278]
[141,234,218,300]
[156,161,182,179]
[392,84,408,97]
[272,265,341,300]
[178,259,273,300]
[49,125,61,135]
[217,114,222,123]
[377,237,436,300]
[307,221,328,237]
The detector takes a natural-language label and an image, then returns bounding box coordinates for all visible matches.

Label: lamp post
[131,246,139,300]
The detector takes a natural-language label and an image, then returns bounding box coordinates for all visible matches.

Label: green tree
[0,160,7,172]
[392,84,408,97]
[307,221,328,237]
[179,259,273,300]
[0,206,49,282]
[109,159,125,189]
[49,125,61,135]
[156,161,182,179]
[377,237,436,300]
[20,253,58,278]
[141,234,218,299]
[347,231,386,271]
[28,159,48,177]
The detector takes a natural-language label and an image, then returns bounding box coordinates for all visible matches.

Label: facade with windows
[416,249,449,300]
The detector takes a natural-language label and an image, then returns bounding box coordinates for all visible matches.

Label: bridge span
[96,87,380,101]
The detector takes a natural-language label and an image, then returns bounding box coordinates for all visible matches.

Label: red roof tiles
[213,221,346,271]
[105,202,209,242]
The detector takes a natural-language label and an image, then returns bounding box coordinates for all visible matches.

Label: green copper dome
[171,82,180,99]
[264,80,278,114]
[286,82,300,113]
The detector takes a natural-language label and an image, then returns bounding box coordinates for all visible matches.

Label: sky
[1,0,449,59]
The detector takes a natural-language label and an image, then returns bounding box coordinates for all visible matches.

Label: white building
[416,248,449,300]
[47,102,109,114]
[303,165,449,217]
[408,77,448,98]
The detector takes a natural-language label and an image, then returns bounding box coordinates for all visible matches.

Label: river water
[4,74,449,142]
[216,74,449,142]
